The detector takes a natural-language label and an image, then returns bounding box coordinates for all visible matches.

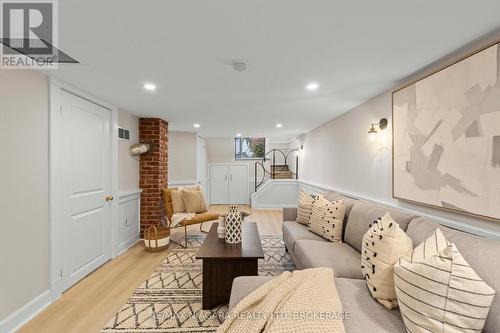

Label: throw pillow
[171,189,186,213]
[394,229,495,332]
[181,189,208,214]
[171,186,200,213]
[361,212,412,309]
[308,196,345,242]
[296,190,314,225]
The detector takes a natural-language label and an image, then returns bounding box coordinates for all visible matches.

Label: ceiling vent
[118,127,130,140]
[233,62,247,72]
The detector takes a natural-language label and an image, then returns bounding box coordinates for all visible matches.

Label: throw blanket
[217,268,345,333]
[170,212,195,227]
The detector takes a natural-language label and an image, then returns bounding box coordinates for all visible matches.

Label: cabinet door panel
[228,165,249,204]
[210,166,229,204]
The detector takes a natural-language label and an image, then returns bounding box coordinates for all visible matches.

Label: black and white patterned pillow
[308,196,345,242]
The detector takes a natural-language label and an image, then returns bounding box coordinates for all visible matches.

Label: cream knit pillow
[308,196,345,242]
[296,190,314,225]
[361,212,412,309]
[394,229,495,332]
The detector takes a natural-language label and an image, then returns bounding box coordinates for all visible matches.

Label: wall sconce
[368,118,388,142]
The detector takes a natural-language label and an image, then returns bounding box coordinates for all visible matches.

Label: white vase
[217,215,226,239]
[225,205,243,244]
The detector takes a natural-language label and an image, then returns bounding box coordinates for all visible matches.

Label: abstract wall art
[393,42,500,221]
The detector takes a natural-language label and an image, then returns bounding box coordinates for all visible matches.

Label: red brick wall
[139,118,168,234]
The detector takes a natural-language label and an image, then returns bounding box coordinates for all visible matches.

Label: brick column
[139,118,168,234]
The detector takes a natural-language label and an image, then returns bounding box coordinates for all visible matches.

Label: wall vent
[118,127,130,140]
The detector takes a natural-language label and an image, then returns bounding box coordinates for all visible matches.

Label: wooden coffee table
[196,222,264,309]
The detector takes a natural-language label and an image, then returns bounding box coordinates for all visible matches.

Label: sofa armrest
[283,207,297,222]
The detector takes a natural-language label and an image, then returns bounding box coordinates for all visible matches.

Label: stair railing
[254,148,299,192]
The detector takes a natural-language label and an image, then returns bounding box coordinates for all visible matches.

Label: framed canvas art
[393,41,500,221]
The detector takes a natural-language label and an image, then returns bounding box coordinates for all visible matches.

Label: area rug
[101,235,294,332]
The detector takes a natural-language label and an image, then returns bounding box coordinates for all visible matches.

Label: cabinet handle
[230,174,233,181]
[125,218,128,227]
[225,174,228,181]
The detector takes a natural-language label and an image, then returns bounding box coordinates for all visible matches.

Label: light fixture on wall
[368,118,388,142]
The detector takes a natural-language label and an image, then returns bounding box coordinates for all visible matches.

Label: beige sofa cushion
[308,196,345,242]
[394,229,495,333]
[361,212,412,309]
[181,189,208,214]
[296,190,314,225]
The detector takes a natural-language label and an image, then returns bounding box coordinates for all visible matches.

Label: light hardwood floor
[18,206,282,333]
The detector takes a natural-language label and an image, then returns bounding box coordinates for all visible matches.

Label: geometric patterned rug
[101,234,294,332]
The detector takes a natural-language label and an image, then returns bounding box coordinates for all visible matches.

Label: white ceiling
[47,0,500,138]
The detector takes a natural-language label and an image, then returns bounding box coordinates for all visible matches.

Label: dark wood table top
[196,222,264,259]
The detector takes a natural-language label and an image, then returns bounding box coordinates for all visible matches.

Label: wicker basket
[144,225,170,252]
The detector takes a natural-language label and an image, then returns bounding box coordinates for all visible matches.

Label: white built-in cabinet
[209,164,249,204]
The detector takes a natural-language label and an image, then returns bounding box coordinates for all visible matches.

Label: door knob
[105,195,114,202]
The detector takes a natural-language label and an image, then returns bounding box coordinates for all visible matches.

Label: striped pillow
[361,212,413,309]
[308,196,345,242]
[394,229,496,332]
[296,190,315,225]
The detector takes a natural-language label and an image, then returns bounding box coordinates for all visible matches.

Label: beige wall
[117,111,139,192]
[206,137,255,178]
[0,71,49,321]
[298,43,500,237]
[168,131,197,182]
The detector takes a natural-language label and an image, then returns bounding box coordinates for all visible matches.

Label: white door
[57,91,112,291]
[196,136,208,198]
[210,165,229,204]
[228,165,249,204]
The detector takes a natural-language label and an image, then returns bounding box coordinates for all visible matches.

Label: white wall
[168,131,197,183]
[0,70,49,321]
[117,111,139,192]
[297,58,500,239]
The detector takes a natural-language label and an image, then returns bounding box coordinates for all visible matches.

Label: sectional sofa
[228,191,500,332]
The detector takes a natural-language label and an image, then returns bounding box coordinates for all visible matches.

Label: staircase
[254,148,299,192]
[271,165,294,179]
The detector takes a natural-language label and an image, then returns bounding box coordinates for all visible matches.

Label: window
[234,137,265,160]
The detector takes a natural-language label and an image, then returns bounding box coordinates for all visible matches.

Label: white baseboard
[115,234,141,257]
[0,290,52,333]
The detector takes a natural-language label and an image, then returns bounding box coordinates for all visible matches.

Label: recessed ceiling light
[193,123,200,128]
[236,133,242,137]
[143,83,156,91]
[276,123,283,128]
[306,82,319,91]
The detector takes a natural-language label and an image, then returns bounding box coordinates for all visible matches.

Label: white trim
[48,77,118,297]
[0,290,52,333]
[251,204,296,210]
[168,180,197,187]
[118,189,142,198]
[299,180,500,240]
[115,190,141,255]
